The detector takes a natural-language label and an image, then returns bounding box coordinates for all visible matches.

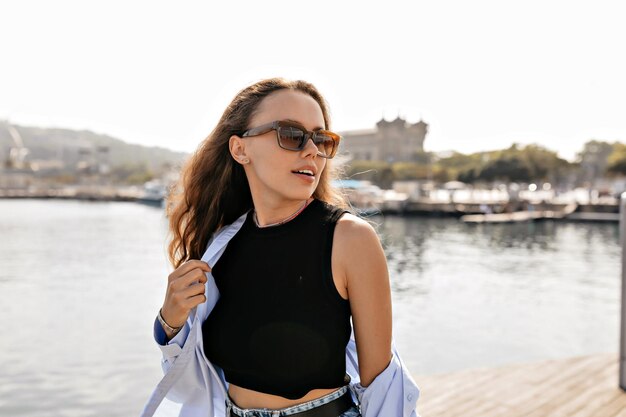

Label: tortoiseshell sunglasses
[241,120,341,159]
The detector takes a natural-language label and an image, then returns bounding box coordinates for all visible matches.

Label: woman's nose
[301,137,319,157]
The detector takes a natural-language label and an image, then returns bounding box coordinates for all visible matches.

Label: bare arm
[334,214,393,387]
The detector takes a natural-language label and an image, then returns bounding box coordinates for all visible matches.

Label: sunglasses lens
[276,125,338,157]
[314,133,336,157]
[278,126,306,150]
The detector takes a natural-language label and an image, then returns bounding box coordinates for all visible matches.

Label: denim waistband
[225,385,351,417]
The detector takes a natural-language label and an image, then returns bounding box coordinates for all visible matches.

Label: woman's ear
[229,135,250,164]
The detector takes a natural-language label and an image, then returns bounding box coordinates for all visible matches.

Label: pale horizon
[1,0,625,163]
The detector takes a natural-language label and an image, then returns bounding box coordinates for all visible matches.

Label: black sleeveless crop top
[201,199,352,400]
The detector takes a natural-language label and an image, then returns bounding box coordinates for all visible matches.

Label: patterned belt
[228,390,355,417]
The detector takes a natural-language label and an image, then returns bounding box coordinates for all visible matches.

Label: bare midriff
[228,384,342,409]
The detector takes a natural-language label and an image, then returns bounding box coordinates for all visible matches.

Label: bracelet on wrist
[158,308,183,334]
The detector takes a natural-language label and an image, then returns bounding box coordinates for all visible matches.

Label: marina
[0,180,620,222]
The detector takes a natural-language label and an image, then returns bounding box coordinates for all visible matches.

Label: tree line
[344,140,626,189]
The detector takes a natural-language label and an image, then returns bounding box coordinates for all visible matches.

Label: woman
[143,78,420,417]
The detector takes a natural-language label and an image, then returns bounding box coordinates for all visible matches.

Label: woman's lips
[293,172,315,183]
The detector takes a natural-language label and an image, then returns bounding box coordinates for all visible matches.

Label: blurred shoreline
[0,181,620,222]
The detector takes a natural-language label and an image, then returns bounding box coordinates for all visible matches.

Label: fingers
[168,269,207,296]
[162,280,207,326]
[180,281,207,301]
[168,260,211,283]
[169,262,209,288]
[180,267,208,285]
[186,293,207,309]
[162,259,211,327]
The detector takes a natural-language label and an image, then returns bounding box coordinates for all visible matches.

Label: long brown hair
[166,77,350,269]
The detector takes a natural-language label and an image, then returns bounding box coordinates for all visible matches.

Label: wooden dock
[413,353,626,417]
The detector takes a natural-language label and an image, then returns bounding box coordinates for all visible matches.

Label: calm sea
[0,199,621,417]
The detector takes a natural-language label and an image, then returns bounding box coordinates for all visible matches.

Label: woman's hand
[160,260,211,331]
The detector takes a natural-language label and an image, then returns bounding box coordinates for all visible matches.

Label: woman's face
[236,89,328,203]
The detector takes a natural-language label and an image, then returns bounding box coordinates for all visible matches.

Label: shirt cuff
[153,315,192,361]
[153,316,169,346]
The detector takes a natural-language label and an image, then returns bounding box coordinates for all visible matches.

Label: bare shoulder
[333,213,385,281]
[334,212,380,245]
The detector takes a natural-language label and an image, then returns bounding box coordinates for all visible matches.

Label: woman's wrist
[157,308,183,337]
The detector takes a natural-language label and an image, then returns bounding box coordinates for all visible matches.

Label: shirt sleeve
[153,315,192,372]
[153,316,169,346]
[351,342,421,417]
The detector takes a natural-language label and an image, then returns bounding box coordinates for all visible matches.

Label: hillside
[0,120,190,173]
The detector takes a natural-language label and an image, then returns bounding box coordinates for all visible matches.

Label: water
[375,215,621,375]
[0,200,621,416]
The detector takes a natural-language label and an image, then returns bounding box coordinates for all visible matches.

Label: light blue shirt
[141,211,421,417]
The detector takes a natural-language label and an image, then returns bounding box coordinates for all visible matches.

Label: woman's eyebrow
[284,118,324,131]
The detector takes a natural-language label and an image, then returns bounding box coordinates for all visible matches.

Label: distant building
[577,141,614,187]
[338,116,428,162]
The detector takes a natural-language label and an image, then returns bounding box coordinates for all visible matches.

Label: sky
[1,0,625,162]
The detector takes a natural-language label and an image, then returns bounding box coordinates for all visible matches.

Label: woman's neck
[252,197,313,227]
